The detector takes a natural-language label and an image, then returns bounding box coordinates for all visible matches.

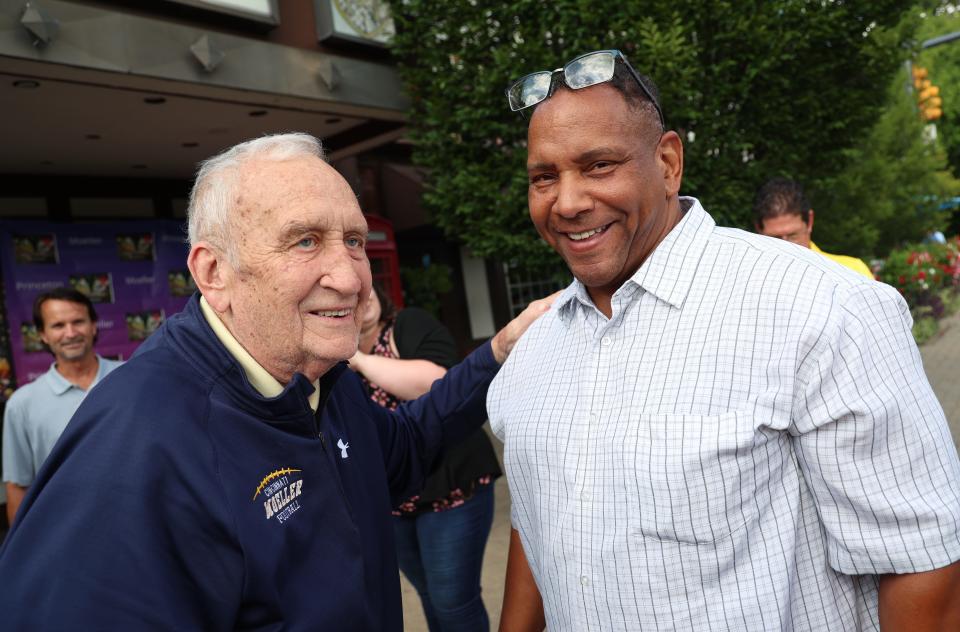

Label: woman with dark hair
[350,285,501,632]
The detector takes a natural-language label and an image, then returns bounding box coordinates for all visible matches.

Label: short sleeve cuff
[828,522,960,575]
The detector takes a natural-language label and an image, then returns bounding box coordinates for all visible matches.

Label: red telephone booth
[364,215,404,308]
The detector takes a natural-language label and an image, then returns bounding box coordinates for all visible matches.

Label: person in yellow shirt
[754,178,874,278]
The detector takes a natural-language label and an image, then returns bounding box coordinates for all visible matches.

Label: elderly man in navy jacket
[0,133,550,630]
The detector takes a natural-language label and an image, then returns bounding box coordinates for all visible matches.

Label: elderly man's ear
[187,243,232,312]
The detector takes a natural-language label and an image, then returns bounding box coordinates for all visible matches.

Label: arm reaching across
[349,351,446,399]
[370,291,560,503]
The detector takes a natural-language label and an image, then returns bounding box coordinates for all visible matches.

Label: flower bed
[876,237,960,344]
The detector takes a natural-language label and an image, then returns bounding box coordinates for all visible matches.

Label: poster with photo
[12,234,59,264]
[125,309,165,341]
[0,220,193,387]
[0,279,15,402]
[19,323,44,353]
[69,273,115,304]
[167,269,197,297]
[116,233,155,261]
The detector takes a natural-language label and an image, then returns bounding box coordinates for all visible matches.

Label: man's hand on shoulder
[490,291,561,364]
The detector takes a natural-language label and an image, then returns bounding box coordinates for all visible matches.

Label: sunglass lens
[509,71,553,111]
[564,52,616,90]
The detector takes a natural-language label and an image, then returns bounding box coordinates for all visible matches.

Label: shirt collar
[809,241,824,254]
[199,295,320,412]
[44,362,77,395]
[556,196,715,318]
[553,282,582,316]
[43,355,113,395]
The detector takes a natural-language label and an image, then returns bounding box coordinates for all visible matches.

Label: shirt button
[580,575,590,586]
[601,336,612,347]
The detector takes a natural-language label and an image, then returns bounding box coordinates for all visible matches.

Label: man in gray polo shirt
[2,287,121,524]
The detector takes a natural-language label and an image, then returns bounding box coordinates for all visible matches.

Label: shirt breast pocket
[623,412,764,546]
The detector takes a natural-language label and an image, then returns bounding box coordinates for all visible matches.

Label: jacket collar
[136,293,347,423]
[198,296,321,412]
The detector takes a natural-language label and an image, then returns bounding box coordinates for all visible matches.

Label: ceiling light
[190,34,224,73]
[20,2,59,48]
[317,59,340,91]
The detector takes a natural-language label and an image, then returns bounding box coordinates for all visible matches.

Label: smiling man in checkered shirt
[490,50,960,631]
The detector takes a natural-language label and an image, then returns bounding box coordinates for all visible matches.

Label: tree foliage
[916,6,960,179]
[389,0,920,269]
[809,4,960,258]
[813,66,957,257]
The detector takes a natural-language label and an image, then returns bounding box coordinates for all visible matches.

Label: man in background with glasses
[489,49,960,631]
[754,177,873,279]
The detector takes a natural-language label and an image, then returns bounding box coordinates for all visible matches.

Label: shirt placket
[570,305,621,629]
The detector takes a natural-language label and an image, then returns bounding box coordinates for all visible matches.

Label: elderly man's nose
[320,250,363,294]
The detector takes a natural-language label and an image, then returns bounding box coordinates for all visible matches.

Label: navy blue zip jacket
[0,294,500,630]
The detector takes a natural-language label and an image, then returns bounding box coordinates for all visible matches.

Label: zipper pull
[318,430,327,451]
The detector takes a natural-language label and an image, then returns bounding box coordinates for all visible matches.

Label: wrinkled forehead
[231,156,364,231]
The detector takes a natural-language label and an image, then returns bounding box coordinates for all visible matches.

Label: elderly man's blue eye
[298,238,316,248]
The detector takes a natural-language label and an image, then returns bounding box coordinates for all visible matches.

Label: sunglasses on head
[505,49,664,128]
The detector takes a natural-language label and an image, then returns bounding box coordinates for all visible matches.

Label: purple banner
[0,220,194,387]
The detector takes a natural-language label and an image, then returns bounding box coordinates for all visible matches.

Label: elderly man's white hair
[187,132,326,265]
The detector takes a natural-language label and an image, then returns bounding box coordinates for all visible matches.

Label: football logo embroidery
[253,467,304,524]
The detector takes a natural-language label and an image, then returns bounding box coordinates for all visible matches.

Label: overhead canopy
[0,0,409,178]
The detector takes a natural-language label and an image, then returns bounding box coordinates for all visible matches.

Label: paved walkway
[401,313,960,631]
[920,311,960,448]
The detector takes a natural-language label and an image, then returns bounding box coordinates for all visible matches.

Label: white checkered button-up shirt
[489,198,960,631]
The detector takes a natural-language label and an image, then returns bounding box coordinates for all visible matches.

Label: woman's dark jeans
[393,483,495,632]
